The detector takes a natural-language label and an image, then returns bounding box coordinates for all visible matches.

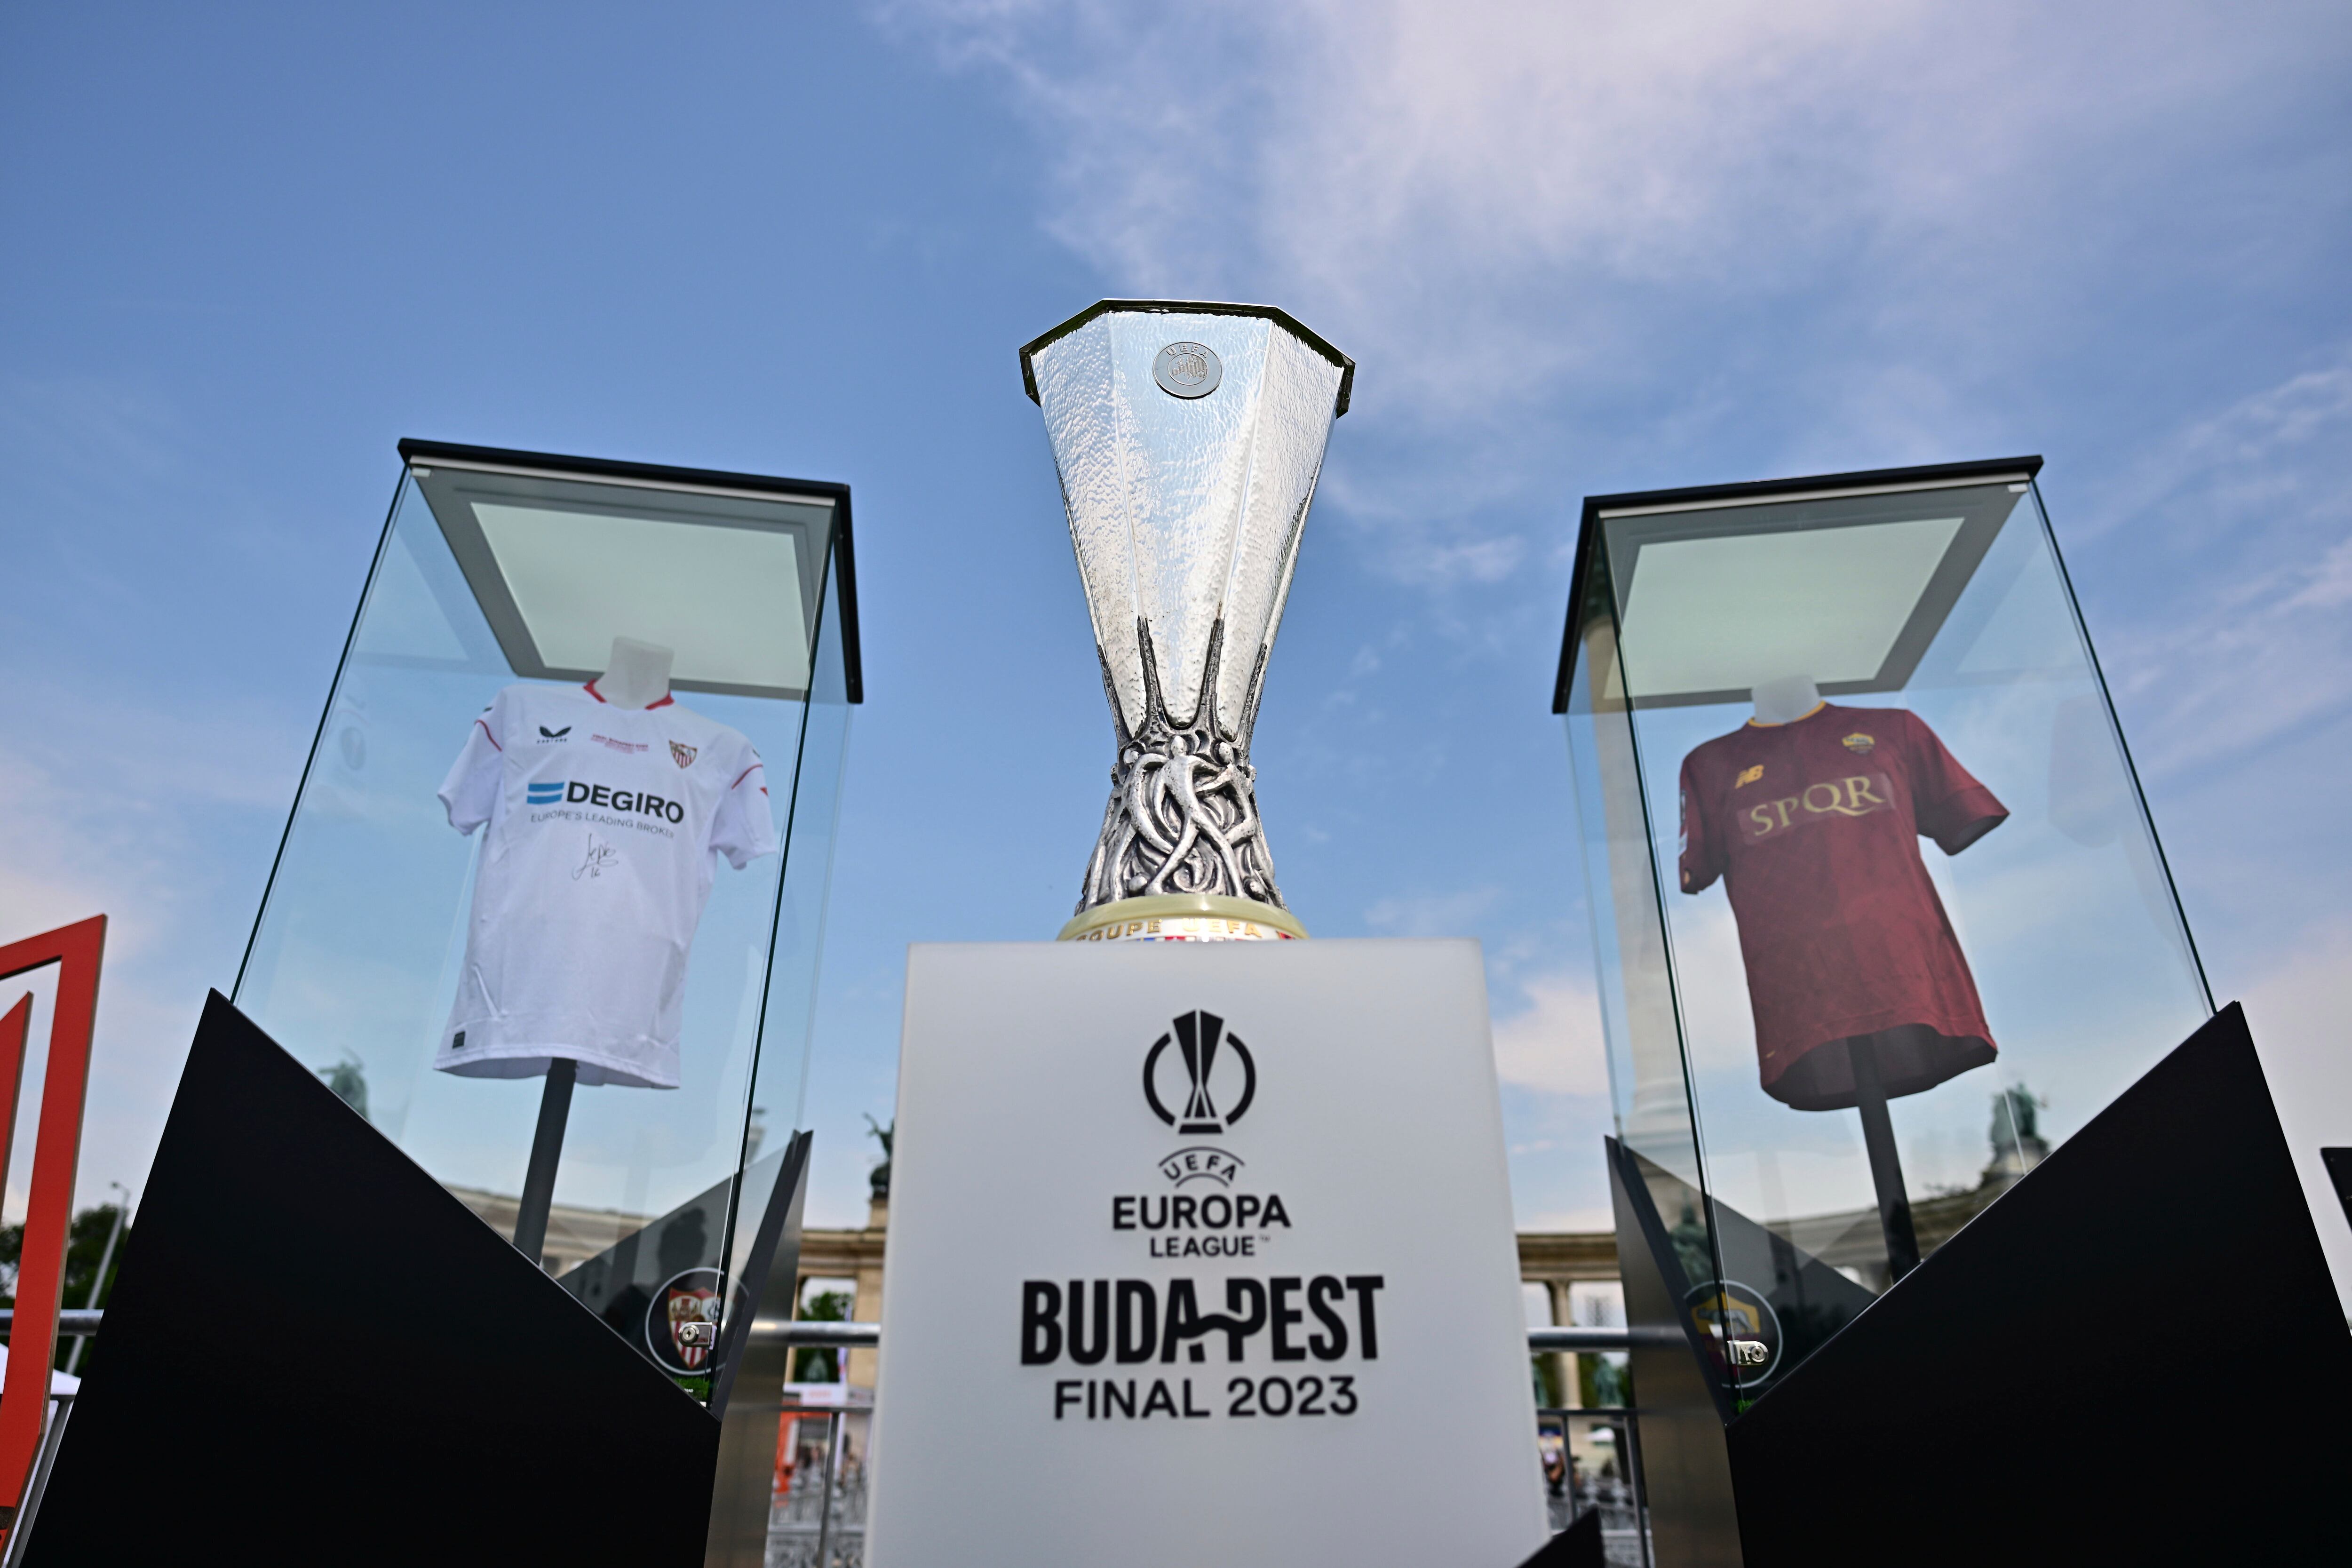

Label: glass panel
[235,461,847,1399]
[722,531,855,1291]
[1563,574,1738,1406]
[1565,472,2209,1394]
[1567,611,1708,1201]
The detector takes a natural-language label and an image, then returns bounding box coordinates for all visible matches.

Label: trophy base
[1058,894,1307,944]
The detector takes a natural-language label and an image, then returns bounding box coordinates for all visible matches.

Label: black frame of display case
[1550,455,2044,716]
[395,438,864,704]
[1547,455,2347,1560]
[230,439,864,1278]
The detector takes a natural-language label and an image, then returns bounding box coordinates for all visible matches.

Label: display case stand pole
[511,1058,578,1266]
[1848,1039,1921,1282]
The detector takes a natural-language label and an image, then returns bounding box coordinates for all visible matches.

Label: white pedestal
[865,938,1547,1568]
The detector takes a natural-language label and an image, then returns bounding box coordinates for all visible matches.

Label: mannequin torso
[1750,674,1822,726]
[594,637,674,710]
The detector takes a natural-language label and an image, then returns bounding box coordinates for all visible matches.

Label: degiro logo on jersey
[526,780,686,823]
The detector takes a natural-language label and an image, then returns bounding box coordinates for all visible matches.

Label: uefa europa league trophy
[1021,301,1354,944]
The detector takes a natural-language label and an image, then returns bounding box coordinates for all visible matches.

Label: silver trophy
[1021,301,1353,943]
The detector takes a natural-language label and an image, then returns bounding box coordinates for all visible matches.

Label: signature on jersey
[575,832,621,881]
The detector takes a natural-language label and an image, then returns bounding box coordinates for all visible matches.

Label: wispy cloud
[1489,968,1609,1098]
[0,676,306,1214]
[872,0,2352,1242]
[882,0,2352,618]
[884,1,2342,392]
[2090,348,2352,779]
[1364,883,1502,937]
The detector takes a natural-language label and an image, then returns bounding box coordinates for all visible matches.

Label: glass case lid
[397,439,861,704]
[1551,456,2042,714]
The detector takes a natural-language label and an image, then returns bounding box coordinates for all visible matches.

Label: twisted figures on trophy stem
[1077,619,1286,915]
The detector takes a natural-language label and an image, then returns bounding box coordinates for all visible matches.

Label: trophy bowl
[1021,301,1353,944]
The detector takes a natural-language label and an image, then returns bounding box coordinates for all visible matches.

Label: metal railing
[0,1393,73,1568]
[766,1321,878,1348]
[762,1321,1654,1567]
[0,1311,103,1337]
[766,1320,1663,1353]
[1536,1406,1651,1568]
[771,1404,867,1568]
[1528,1325,1677,1352]
[0,1312,1662,1355]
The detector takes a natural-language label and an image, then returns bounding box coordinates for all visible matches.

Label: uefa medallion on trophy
[1020,301,1354,944]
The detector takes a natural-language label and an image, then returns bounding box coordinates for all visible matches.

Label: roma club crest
[1684,1279,1784,1382]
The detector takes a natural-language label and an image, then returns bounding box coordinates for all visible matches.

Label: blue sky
[4,2,2350,1282]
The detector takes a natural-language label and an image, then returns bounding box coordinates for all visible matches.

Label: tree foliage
[791,1288,853,1383]
[0,1203,132,1372]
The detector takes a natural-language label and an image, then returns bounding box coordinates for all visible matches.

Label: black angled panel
[1727,1003,2352,1565]
[1607,1141,1743,1567]
[2318,1146,2352,1232]
[1515,1504,1605,1568]
[25,992,719,1565]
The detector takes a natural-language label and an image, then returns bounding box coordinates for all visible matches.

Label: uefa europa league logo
[1022,301,1353,944]
[1143,1011,1257,1136]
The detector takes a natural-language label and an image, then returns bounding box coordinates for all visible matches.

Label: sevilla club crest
[670,740,698,769]
[659,1270,722,1370]
[643,1266,752,1379]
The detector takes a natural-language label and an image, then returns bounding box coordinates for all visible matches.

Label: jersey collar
[1745,700,1827,730]
[584,679,675,710]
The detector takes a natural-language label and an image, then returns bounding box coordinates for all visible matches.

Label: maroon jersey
[1678,704,2007,1109]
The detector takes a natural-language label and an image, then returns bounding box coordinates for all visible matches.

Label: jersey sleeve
[1906,712,2008,855]
[437,691,508,836]
[1677,751,1725,893]
[710,739,780,870]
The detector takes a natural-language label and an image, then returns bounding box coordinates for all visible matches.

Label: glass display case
[235,440,857,1394]
[1553,457,2209,1403]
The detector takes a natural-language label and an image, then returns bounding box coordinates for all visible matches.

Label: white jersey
[435,681,779,1089]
